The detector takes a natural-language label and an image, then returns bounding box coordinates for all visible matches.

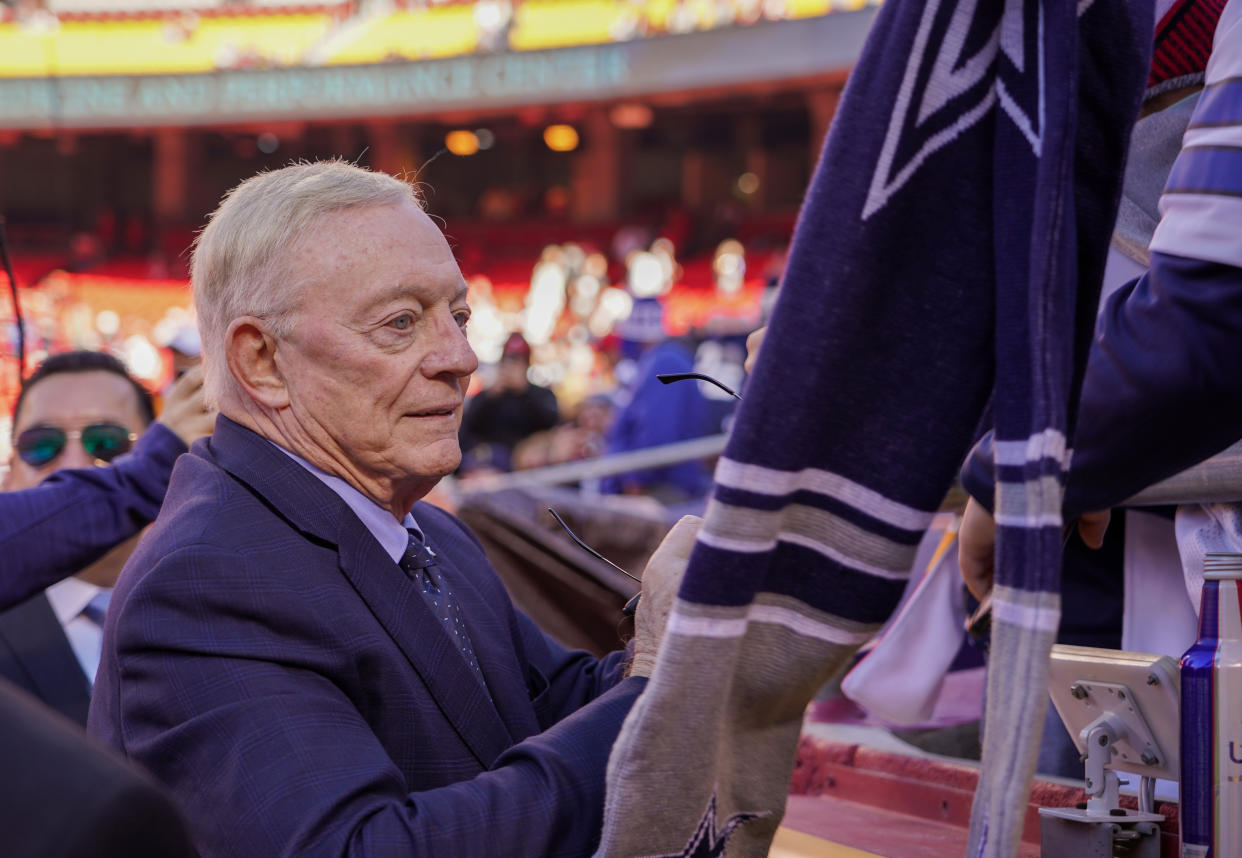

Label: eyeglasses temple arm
[655,372,742,400]
[547,508,642,584]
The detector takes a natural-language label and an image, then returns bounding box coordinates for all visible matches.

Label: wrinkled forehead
[283,201,461,310]
[285,202,457,291]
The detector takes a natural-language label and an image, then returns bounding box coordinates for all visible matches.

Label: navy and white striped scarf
[595,0,1152,856]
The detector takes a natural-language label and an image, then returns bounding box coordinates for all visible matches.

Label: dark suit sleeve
[432,502,631,722]
[99,543,644,858]
[512,608,631,729]
[0,424,184,611]
[961,253,1242,515]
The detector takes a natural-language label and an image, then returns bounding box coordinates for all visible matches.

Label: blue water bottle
[1180,552,1242,858]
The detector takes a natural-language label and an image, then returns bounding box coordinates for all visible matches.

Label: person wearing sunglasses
[0,352,215,616]
[0,350,212,858]
[0,350,214,724]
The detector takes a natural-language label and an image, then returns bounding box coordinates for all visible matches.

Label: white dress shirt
[45,576,111,687]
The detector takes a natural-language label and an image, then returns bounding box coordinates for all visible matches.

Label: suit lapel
[335,513,513,768]
[205,417,348,546]
[206,417,515,768]
[0,595,91,726]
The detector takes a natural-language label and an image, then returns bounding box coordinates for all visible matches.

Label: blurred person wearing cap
[85,160,698,858]
[458,332,559,473]
[165,323,203,382]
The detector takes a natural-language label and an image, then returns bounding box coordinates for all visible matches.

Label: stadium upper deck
[0,0,867,79]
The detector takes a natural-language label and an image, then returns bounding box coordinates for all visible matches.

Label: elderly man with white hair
[87,160,697,858]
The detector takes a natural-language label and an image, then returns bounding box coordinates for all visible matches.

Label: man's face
[273,201,478,498]
[4,370,149,491]
[496,354,529,392]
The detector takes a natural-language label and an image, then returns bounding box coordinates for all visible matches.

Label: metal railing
[455,432,1242,507]
[457,433,729,494]
[1124,440,1242,506]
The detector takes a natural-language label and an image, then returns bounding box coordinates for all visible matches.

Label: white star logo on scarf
[638,792,769,858]
[863,0,1070,220]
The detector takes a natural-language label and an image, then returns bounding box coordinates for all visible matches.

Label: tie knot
[402,530,438,575]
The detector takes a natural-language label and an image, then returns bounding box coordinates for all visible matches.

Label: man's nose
[56,439,95,471]
[423,315,479,378]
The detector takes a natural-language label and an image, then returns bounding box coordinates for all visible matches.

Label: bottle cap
[1203,553,1242,580]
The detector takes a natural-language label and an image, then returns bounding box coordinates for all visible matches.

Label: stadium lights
[445,130,480,156]
[609,104,653,129]
[543,124,579,152]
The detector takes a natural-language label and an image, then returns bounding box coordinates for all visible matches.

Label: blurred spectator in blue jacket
[602,298,713,504]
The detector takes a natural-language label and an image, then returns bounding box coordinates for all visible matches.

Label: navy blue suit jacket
[88,416,644,857]
[0,592,92,726]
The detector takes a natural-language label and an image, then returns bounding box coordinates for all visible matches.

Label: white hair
[191,159,420,407]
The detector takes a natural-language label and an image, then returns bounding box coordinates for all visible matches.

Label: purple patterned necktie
[401,530,483,680]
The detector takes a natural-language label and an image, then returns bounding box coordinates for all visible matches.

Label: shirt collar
[45,576,107,625]
[271,442,422,564]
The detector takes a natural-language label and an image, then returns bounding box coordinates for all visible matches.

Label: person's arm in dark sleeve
[1063,252,1242,514]
[0,423,185,609]
[959,253,1242,517]
[960,434,997,512]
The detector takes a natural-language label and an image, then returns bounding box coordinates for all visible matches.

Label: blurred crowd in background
[1,223,784,507]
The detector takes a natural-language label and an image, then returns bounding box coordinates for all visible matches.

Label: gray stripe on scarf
[703,498,920,577]
[598,617,858,858]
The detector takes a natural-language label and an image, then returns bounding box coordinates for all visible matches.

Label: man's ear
[225,317,290,409]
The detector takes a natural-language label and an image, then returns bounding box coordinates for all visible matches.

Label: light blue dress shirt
[271,443,422,564]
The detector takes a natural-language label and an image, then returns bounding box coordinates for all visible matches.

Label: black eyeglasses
[15,423,137,468]
[548,508,642,616]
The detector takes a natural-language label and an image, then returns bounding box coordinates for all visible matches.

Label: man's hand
[744,327,766,374]
[158,366,217,447]
[958,497,1111,601]
[630,515,702,677]
[958,498,997,602]
[1076,509,1111,550]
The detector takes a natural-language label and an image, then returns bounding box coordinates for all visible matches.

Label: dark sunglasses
[15,423,137,468]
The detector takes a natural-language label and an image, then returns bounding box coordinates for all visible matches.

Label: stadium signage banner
[0,9,874,128]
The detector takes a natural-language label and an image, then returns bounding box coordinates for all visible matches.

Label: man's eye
[389,314,414,330]
[454,311,470,328]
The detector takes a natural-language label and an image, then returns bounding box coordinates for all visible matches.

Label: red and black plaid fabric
[1149,0,1228,91]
